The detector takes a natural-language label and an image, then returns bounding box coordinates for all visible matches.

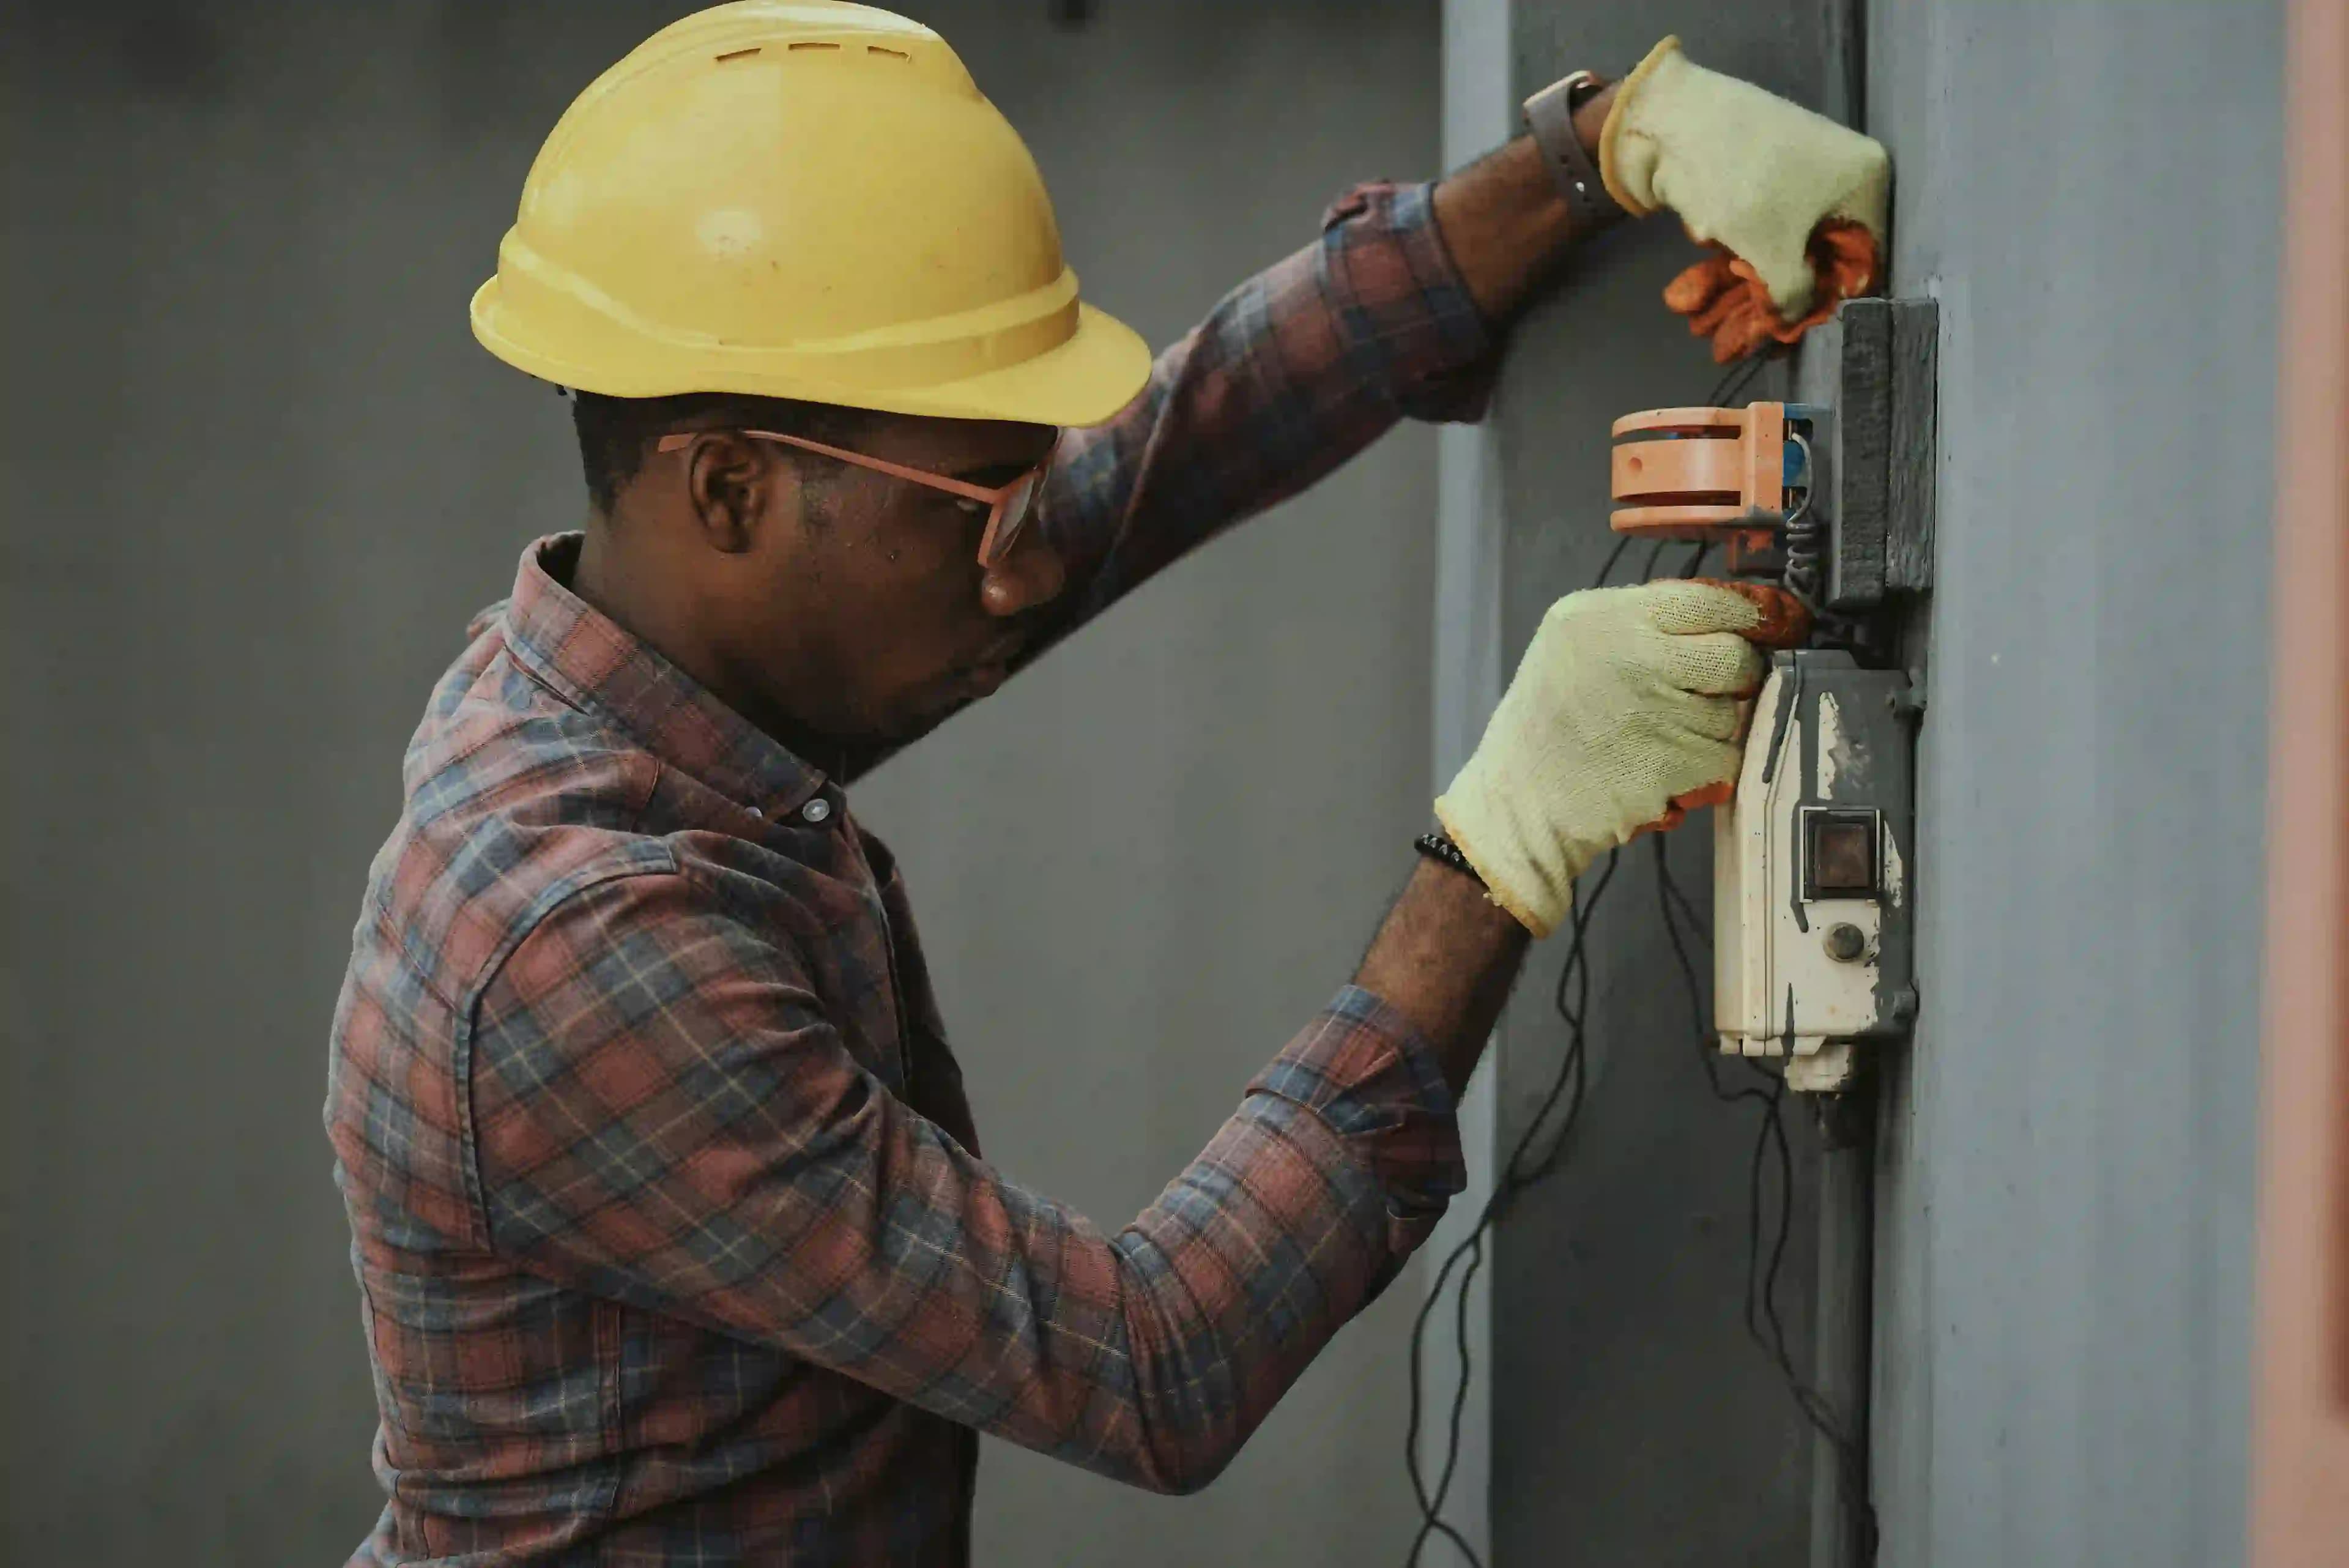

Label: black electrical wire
[1648,542,1878,1560]
[1401,540,1647,1568]
[1655,543,1872,1556]
[1707,344,1781,410]
[1400,369,1879,1562]
[1652,830,1879,1562]
[1401,860,1622,1568]
[1590,532,1633,589]
[1401,846,1623,1564]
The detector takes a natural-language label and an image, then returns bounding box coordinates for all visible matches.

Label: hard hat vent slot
[787,42,840,52]
[866,46,910,61]
[715,47,762,63]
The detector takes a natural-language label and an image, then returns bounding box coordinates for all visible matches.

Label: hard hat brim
[883,300,1154,429]
[472,279,1154,431]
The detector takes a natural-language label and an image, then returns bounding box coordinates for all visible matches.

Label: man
[325,5,1888,1563]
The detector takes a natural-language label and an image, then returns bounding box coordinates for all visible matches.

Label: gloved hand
[1663,227,1879,363]
[1435,581,1776,938]
[1600,36,1890,361]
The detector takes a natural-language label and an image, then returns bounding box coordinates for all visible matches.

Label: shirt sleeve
[1034,179,1496,638]
[831,180,1496,786]
[467,868,1466,1495]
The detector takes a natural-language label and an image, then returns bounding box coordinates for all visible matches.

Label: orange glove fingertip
[1663,255,1734,314]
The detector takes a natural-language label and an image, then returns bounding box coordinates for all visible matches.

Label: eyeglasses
[656,427,1058,569]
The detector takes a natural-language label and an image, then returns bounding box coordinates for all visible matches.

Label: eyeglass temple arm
[655,429,1007,504]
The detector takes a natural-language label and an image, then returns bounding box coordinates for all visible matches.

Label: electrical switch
[1804,811,1878,897]
[1608,297,1936,1093]
[1714,650,1916,1092]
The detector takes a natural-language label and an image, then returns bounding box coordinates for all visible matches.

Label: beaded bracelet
[1413,831,1486,888]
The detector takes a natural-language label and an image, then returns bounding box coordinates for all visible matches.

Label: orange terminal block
[1610,403,1805,567]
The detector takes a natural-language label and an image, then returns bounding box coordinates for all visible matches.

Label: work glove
[1600,36,1890,362]
[1436,581,1786,938]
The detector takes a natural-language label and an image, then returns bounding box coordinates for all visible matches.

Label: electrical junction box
[1790,298,1940,610]
[1609,299,1937,1093]
[1715,649,1917,1092]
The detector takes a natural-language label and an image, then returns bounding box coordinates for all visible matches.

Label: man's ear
[681,433,777,555]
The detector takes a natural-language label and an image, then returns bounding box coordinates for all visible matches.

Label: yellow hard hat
[470,1,1151,427]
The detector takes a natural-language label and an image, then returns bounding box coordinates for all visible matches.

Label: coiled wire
[1780,429,1826,611]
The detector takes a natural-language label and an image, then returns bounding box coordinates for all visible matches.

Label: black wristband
[1414,831,1486,888]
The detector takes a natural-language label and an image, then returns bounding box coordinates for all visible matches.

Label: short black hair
[568,389,875,515]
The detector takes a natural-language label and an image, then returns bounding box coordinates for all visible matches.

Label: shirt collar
[498,533,829,817]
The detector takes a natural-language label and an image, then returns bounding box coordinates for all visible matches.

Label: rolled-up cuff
[1249,985,1468,1253]
[1317,180,1500,425]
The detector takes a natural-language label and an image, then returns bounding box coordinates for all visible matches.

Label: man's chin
[885,679,989,741]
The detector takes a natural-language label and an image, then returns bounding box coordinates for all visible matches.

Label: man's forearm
[1354,858,1532,1095]
[1432,81,1622,322]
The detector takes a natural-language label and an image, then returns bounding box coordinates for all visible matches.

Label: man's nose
[979,527,1067,617]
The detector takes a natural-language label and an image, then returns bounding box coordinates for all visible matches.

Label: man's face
[718,414,1067,745]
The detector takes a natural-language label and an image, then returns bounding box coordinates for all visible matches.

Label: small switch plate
[1803,808,1881,901]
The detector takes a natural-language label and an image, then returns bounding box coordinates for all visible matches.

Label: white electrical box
[1715,650,1917,1092]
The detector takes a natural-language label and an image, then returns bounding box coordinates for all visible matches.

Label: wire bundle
[1402,351,1874,1567]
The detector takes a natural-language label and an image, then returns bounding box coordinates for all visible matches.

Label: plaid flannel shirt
[327,182,1494,1567]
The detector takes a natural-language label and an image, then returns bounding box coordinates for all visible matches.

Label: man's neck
[567,523,862,776]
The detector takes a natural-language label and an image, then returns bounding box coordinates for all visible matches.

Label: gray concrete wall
[1470,1,2280,1562]
[1863,4,2277,1564]
[858,7,1447,1564]
[1486,7,1835,1564]
[1414,5,1513,1558]
[0,4,1441,1563]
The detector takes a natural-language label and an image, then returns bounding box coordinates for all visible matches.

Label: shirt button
[746,806,763,819]
[801,798,832,824]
